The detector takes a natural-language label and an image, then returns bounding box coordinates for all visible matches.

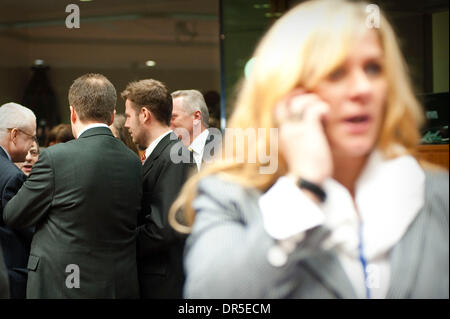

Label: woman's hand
[275,89,333,185]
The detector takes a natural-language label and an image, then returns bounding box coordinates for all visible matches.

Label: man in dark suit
[170,89,222,171]
[0,247,9,298]
[3,74,142,298]
[122,79,193,298]
[0,102,37,298]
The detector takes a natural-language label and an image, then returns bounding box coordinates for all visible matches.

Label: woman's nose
[348,69,372,102]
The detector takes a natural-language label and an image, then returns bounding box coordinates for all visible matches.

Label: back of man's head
[0,102,36,142]
[121,79,172,126]
[171,89,209,128]
[68,73,116,124]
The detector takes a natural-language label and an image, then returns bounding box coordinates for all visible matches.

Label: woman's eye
[328,67,345,81]
[365,62,382,75]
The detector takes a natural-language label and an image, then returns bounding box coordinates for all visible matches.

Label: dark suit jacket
[3,127,142,299]
[137,131,193,299]
[0,244,9,298]
[0,147,31,298]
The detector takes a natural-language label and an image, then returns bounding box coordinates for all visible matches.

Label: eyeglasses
[7,127,36,140]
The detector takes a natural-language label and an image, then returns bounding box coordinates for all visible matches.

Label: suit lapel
[142,157,154,177]
[201,131,221,164]
[0,147,6,158]
[201,133,213,164]
[386,203,426,298]
[300,204,426,299]
[386,171,435,298]
[0,146,11,161]
[205,132,215,146]
[142,132,176,177]
[301,251,357,298]
[0,147,10,162]
[0,146,24,175]
[289,227,357,298]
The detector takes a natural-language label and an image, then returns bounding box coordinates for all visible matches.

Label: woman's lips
[342,115,372,134]
[22,165,33,172]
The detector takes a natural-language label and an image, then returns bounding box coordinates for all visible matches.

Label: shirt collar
[189,129,209,154]
[0,145,11,161]
[144,130,173,161]
[321,149,425,260]
[77,123,109,138]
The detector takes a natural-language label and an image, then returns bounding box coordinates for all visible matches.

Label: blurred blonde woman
[170,0,448,298]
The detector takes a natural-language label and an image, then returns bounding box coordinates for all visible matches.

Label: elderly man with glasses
[0,102,36,299]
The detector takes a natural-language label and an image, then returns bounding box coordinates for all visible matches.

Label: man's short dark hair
[121,79,172,126]
[68,73,116,124]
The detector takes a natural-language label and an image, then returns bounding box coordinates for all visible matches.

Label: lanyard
[358,222,371,299]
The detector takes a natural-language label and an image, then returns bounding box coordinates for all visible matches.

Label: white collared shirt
[259,150,425,298]
[189,129,209,171]
[143,130,173,163]
[77,123,109,138]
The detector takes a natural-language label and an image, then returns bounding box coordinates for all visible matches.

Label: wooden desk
[416,144,449,169]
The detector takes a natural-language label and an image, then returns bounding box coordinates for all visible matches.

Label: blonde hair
[169,0,425,233]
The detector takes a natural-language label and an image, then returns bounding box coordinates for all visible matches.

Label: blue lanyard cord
[358,222,371,299]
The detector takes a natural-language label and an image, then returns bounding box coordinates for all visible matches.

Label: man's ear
[193,110,202,125]
[70,106,77,124]
[193,110,202,121]
[10,128,19,145]
[108,110,115,126]
[141,107,152,124]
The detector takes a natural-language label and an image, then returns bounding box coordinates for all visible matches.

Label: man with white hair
[0,102,36,298]
[170,90,220,171]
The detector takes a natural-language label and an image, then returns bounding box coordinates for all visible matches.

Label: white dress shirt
[189,129,209,171]
[143,130,173,164]
[76,123,109,138]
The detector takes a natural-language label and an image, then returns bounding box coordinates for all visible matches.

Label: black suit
[3,127,142,298]
[137,131,193,298]
[0,234,10,298]
[0,147,31,298]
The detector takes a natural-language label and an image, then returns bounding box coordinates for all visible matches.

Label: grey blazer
[183,170,449,299]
